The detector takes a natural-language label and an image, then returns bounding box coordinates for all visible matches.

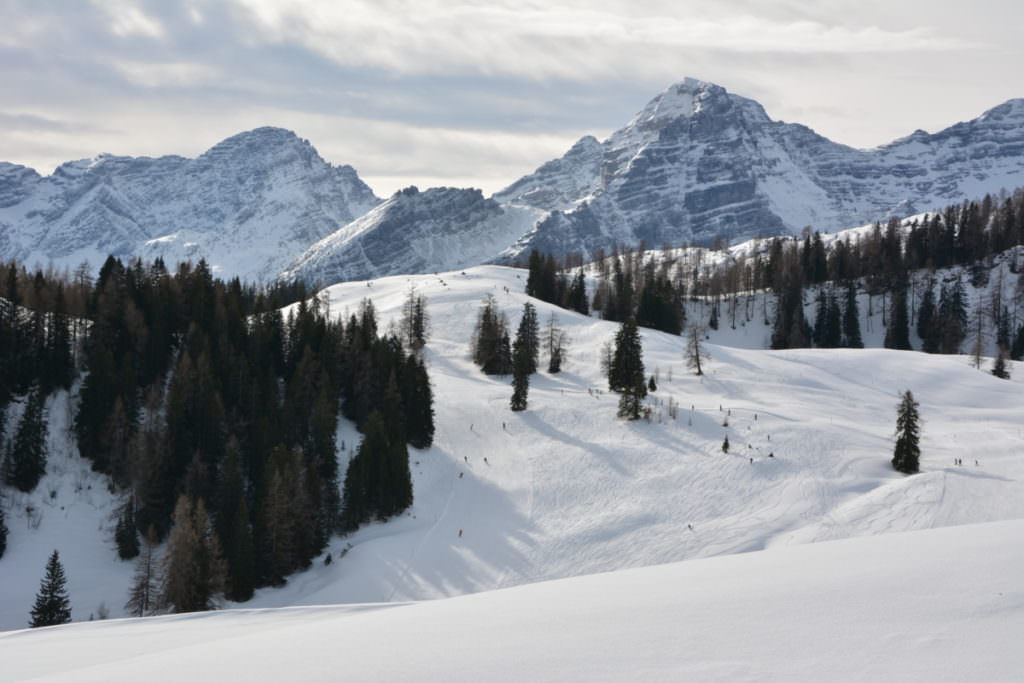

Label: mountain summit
[4,81,1024,283]
[490,78,1024,260]
[0,127,380,281]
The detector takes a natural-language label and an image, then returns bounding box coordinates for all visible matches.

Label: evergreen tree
[884,286,912,350]
[992,347,1011,380]
[892,390,921,474]
[516,302,540,375]
[917,281,938,353]
[842,281,863,348]
[510,342,530,412]
[114,496,140,560]
[125,526,159,617]
[608,318,645,393]
[401,355,435,449]
[217,444,255,602]
[1011,324,1024,361]
[6,387,48,492]
[567,270,589,315]
[609,319,646,420]
[0,497,7,560]
[472,295,512,375]
[29,550,72,627]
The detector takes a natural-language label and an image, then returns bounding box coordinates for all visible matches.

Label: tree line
[0,256,434,613]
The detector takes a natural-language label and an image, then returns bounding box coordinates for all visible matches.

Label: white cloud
[232,0,975,82]
[92,0,165,39]
[113,61,221,88]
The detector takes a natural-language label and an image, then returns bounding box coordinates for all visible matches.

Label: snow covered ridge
[4,79,1024,285]
[0,127,380,283]
[496,79,1024,260]
[3,520,1022,682]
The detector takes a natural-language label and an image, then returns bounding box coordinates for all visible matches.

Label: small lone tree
[992,347,1011,380]
[685,324,707,376]
[892,390,921,474]
[30,550,72,627]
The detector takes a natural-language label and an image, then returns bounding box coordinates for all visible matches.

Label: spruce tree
[114,497,140,560]
[510,319,531,411]
[892,390,921,474]
[842,281,863,348]
[992,347,1011,380]
[29,550,72,627]
[884,286,912,350]
[567,270,589,315]
[917,281,938,353]
[609,318,645,393]
[6,386,48,492]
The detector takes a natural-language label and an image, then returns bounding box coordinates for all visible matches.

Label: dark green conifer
[892,390,921,474]
[30,550,72,627]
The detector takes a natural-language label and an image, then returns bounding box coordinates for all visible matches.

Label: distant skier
[749,457,753,464]
[484,457,489,464]
[458,529,463,538]
[459,472,463,479]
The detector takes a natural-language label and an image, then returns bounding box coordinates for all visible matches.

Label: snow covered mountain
[0,127,380,282]
[282,186,542,284]
[4,80,1024,284]
[496,78,1024,259]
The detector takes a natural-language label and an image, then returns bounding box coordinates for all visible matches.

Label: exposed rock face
[4,81,1024,284]
[495,78,1024,260]
[0,127,380,281]
[283,186,543,284]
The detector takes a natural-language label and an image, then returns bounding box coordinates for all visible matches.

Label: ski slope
[3,520,1022,682]
[1,265,1022,632]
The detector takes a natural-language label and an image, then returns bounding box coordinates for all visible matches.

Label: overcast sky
[2,0,1022,197]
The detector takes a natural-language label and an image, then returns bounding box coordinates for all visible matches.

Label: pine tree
[842,281,863,348]
[125,526,159,617]
[6,386,48,492]
[399,286,429,352]
[29,550,72,627]
[892,390,921,474]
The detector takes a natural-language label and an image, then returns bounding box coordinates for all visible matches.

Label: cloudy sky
[3,0,1022,197]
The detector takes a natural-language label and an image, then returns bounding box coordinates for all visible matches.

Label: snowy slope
[0,128,380,282]
[2,520,1022,682]
[497,78,1024,260]
[283,187,544,285]
[2,265,1022,633]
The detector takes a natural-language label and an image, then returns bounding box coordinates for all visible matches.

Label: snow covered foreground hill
[3,520,1022,682]
[2,265,1022,641]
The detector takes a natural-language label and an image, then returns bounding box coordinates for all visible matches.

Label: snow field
[3,519,1022,682]
[2,264,1022,634]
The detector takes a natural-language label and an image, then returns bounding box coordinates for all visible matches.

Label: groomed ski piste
[2,265,1023,679]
